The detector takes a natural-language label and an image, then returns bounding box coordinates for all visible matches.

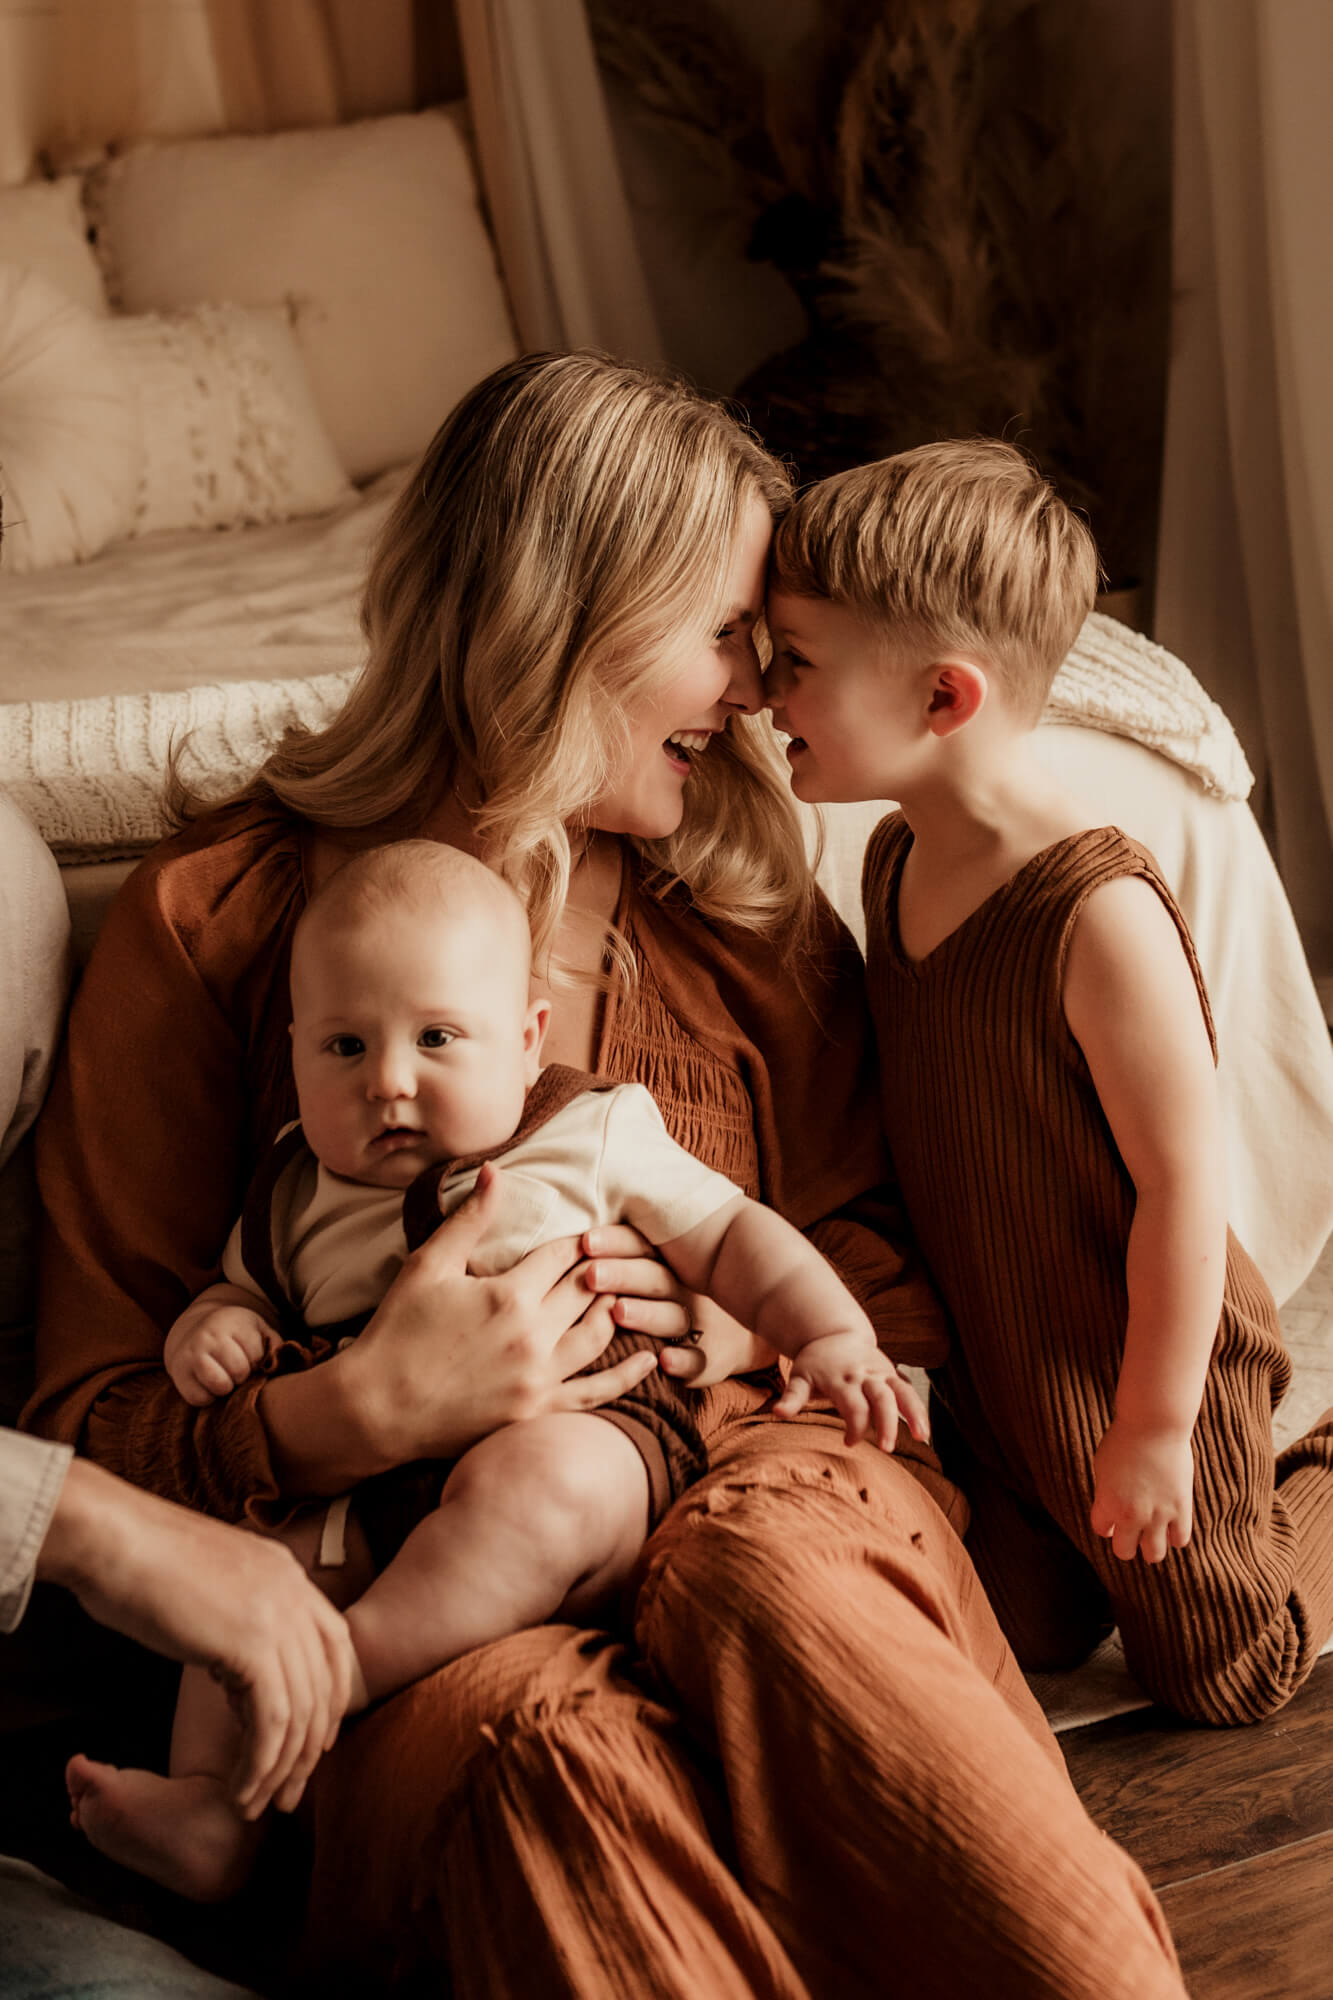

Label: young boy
[68,837,926,1900]
[764,437,1333,1727]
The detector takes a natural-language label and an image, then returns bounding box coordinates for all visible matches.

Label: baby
[69,837,926,1899]
[764,438,1333,1726]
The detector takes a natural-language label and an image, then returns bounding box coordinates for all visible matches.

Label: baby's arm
[1063,874,1229,1563]
[661,1198,929,1452]
[164,1282,280,1408]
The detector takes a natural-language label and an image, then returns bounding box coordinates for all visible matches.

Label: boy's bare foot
[66,1753,260,1903]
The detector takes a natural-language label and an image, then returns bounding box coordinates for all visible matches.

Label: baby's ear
[925,659,988,736]
[524,997,552,1078]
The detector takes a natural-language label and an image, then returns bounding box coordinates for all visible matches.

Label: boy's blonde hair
[771,439,1100,717]
[172,352,811,973]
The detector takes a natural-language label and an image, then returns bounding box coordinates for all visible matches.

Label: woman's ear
[925,660,989,737]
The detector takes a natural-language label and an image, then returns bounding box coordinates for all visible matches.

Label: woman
[26,354,1184,1998]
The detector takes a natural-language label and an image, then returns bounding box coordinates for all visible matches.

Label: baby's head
[766,440,1100,801]
[288,841,548,1188]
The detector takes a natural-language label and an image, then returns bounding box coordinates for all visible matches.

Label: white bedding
[1,488,1330,1303]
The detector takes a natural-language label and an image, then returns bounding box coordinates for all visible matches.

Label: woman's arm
[1063,875,1228,1564]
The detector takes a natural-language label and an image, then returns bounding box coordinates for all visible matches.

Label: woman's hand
[337,1164,659,1468]
[580,1222,778,1386]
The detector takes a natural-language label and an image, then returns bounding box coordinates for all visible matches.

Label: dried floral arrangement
[592,0,1170,591]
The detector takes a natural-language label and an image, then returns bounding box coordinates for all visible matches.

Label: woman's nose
[723,633,764,715]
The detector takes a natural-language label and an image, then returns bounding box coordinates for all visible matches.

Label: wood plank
[1061,1655,1333,1886]
[1156,1833,1333,2000]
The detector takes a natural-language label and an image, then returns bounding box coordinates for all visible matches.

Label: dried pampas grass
[591,0,1169,588]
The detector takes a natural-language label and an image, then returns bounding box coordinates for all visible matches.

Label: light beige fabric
[0,792,72,1427]
[225,1089,741,1327]
[0,1425,70,1633]
[0,264,137,571]
[1157,0,1333,992]
[0,178,106,315]
[87,109,517,481]
[456,0,663,360]
[106,303,350,535]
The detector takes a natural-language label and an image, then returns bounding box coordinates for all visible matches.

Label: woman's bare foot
[65,1753,260,1903]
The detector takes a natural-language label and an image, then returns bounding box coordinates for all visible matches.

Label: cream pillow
[105,303,352,536]
[0,264,136,572]
[0,178,107,316]
[87,108,518,482]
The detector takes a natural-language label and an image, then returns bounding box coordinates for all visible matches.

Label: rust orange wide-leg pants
[296,1409,1183,1999]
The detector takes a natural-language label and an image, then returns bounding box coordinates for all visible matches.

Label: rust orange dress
[25,801,1185,1999]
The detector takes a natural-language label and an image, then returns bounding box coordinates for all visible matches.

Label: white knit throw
[0,612,1253,864]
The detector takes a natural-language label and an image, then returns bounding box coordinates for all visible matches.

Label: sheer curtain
[1156,0,1333,1003]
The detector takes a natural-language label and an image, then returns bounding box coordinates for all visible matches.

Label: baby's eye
[419,1027,455,1050]
[327,1035,364,1058]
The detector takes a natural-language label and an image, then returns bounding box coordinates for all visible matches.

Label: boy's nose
[764,652,792,704]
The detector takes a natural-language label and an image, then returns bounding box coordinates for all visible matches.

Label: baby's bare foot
[65,1753,259,1903]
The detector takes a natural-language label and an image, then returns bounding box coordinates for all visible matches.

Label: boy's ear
[523,997,552,1080]
[925,659,988,737]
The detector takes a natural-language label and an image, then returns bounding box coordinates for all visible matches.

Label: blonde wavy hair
[172,351,811,971]
[772,439,1101,719]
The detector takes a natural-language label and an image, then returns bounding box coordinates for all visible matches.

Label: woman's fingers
[580,1223,654,1261]
[610,1294,693,1339]
[582,1253,684,1304]
[556,1345,659,1412]
[414,1160,511,1272]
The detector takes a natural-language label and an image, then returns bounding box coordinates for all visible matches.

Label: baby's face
[290,905,545,1188]
[764,586,928,805]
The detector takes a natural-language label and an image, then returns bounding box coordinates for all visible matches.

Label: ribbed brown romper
[864,813,1333,1725]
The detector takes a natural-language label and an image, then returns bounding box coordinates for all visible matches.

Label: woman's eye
[328,1036,364,1058]
[419,1027,455,1050]
[715,625,735,643]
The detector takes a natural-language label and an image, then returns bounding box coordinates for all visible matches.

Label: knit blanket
[0,606,1254,865]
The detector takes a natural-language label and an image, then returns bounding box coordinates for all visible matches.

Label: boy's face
[290,905,546,1188]
[764,587,931,804]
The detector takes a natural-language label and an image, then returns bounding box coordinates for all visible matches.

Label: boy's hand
[1090,1416,1195,1562]
[164,1299,276,1406]
[772,1332,931,1453]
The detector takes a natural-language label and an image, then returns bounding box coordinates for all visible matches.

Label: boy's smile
[764,587,928,805]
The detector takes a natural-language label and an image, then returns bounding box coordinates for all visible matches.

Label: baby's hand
[1090,1416,1195,1562]
[164,1297,276,1407]
[772,1331,931,1453]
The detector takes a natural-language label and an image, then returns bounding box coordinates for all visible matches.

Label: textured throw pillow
[87,108,518,481]
[0,178,107,316]
[104,302,352,536]
[0,264,136,572]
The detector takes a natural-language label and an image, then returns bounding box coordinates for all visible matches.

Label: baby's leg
[66,1510,356,1904]
[67,1666,260,1903]
[348,1414,651,1707]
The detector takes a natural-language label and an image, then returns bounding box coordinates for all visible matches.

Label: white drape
[1156,0,1333,1000]
[454,0,663,362]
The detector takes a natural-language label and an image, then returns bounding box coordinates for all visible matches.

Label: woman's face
[589,492,773,841]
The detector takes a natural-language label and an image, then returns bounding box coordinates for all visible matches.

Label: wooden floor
[1062,1653,1333,1998]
